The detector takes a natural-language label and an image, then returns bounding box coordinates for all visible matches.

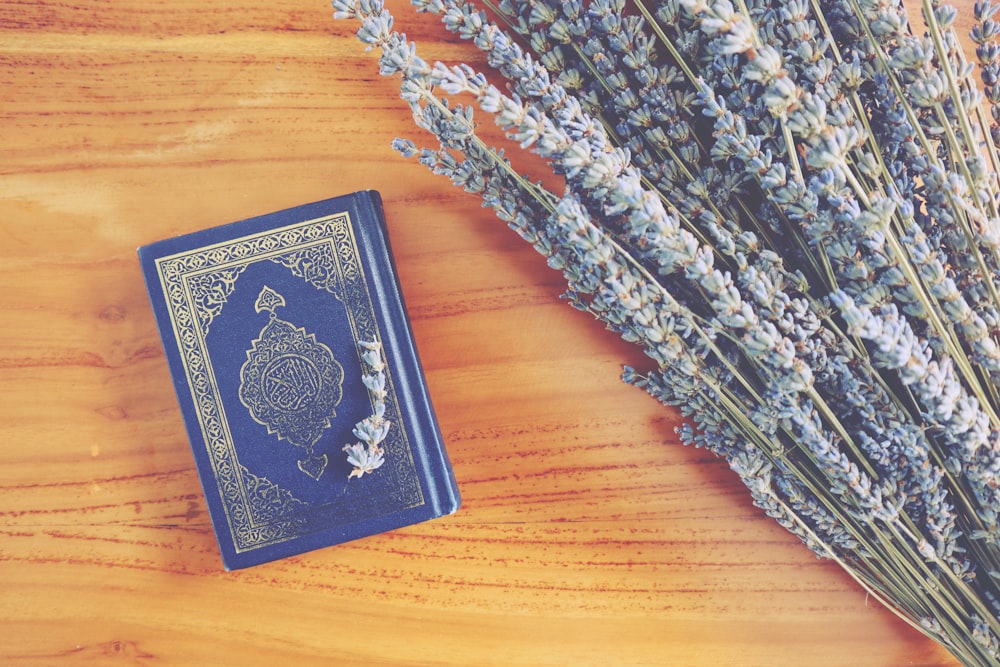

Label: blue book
[138,191,460,569]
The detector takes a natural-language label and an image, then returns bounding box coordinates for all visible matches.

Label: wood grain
[0,0,973,664]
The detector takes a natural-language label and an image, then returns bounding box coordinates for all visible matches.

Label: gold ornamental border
[154,212,425,554]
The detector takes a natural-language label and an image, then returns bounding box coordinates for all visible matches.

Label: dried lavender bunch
[334,0,1000,663]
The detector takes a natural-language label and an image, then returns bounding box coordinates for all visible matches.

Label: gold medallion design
[239,286,344,480]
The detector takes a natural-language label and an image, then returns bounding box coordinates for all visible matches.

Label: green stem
[632,0,699,85]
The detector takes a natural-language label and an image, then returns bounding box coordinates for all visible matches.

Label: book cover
[138,190,460,570]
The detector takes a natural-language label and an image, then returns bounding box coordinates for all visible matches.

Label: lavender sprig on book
[343,339,390,479]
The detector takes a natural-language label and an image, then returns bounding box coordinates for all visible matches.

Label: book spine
[355,190,461,516]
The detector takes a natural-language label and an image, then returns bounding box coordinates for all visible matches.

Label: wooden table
[0,1,968,664]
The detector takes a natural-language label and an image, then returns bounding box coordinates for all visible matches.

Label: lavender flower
[342,338,390,479]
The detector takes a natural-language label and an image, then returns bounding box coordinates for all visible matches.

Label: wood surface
[0,0,975,664]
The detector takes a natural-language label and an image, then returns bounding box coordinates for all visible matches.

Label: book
[138,190,460,569]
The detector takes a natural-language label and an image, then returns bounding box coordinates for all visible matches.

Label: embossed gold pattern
[153,212,426,554]
[238,286,345,481]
